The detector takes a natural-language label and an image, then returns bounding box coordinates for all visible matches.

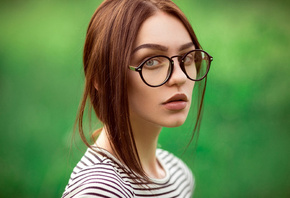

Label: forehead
[134,11,192,50]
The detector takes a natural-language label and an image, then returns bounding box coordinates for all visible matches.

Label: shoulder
[156,148,195,194]
[62,148,134,198]
[156,148,193,174]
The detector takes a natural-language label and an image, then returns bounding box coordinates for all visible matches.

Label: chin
[163,119,186,128]
[162,111,189,128]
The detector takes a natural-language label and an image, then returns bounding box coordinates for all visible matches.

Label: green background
[0,0,289,197]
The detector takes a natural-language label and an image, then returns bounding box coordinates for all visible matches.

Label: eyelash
[133,51,190,66]
[137,53,159,64]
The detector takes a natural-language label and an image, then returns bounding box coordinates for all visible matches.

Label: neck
[96,120,166,179]
[131,118,165,179]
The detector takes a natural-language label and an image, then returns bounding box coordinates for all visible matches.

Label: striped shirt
[62,147,194,198]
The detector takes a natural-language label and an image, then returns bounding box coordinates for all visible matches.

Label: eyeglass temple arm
[128,66,136,71]
[128,66,141,72]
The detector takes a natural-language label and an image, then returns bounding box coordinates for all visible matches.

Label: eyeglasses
[129,49,213,87]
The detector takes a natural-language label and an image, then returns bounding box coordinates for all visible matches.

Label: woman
[62,0,213,197]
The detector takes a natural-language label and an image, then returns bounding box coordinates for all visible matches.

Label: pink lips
[162,93,188,111]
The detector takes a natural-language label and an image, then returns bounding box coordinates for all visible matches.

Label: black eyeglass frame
[129,49,213,87]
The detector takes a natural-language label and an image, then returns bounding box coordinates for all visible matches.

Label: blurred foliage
[0,0,289,197]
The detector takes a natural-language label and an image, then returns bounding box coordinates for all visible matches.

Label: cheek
[128,73,148,108]
[191,81,195,93]
[187,81,195,104]
[128,84,156,110]
[127,72,160,115]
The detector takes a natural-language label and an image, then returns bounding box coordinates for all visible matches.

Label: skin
[97,11,195,179]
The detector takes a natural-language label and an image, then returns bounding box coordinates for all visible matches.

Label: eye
[145,59,158,66]
[143,57,167,70]
[183,54,194,65]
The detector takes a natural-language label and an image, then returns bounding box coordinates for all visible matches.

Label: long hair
[76,0,206,182]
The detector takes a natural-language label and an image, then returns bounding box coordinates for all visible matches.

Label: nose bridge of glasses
[170,55,183,64]
[170,55,186,72]
[170,55,182,66]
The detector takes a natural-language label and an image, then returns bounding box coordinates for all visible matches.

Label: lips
[164,93,188,104]
[162,93,188,111]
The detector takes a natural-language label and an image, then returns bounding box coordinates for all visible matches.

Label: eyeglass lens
[141,50,210,86]
[142,57,172,86]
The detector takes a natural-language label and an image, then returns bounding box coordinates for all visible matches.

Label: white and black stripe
[62,147,194,198]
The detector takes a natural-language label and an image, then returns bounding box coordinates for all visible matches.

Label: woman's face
[128,11,195,129]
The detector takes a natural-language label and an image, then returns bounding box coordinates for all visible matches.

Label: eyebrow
[179,42,195,51]
[132,42,194,54]
[132,44,168,54]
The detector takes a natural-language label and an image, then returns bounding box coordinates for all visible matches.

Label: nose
[166,57,187,86]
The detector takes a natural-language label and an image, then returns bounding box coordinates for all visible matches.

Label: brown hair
[76,0,206,182]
